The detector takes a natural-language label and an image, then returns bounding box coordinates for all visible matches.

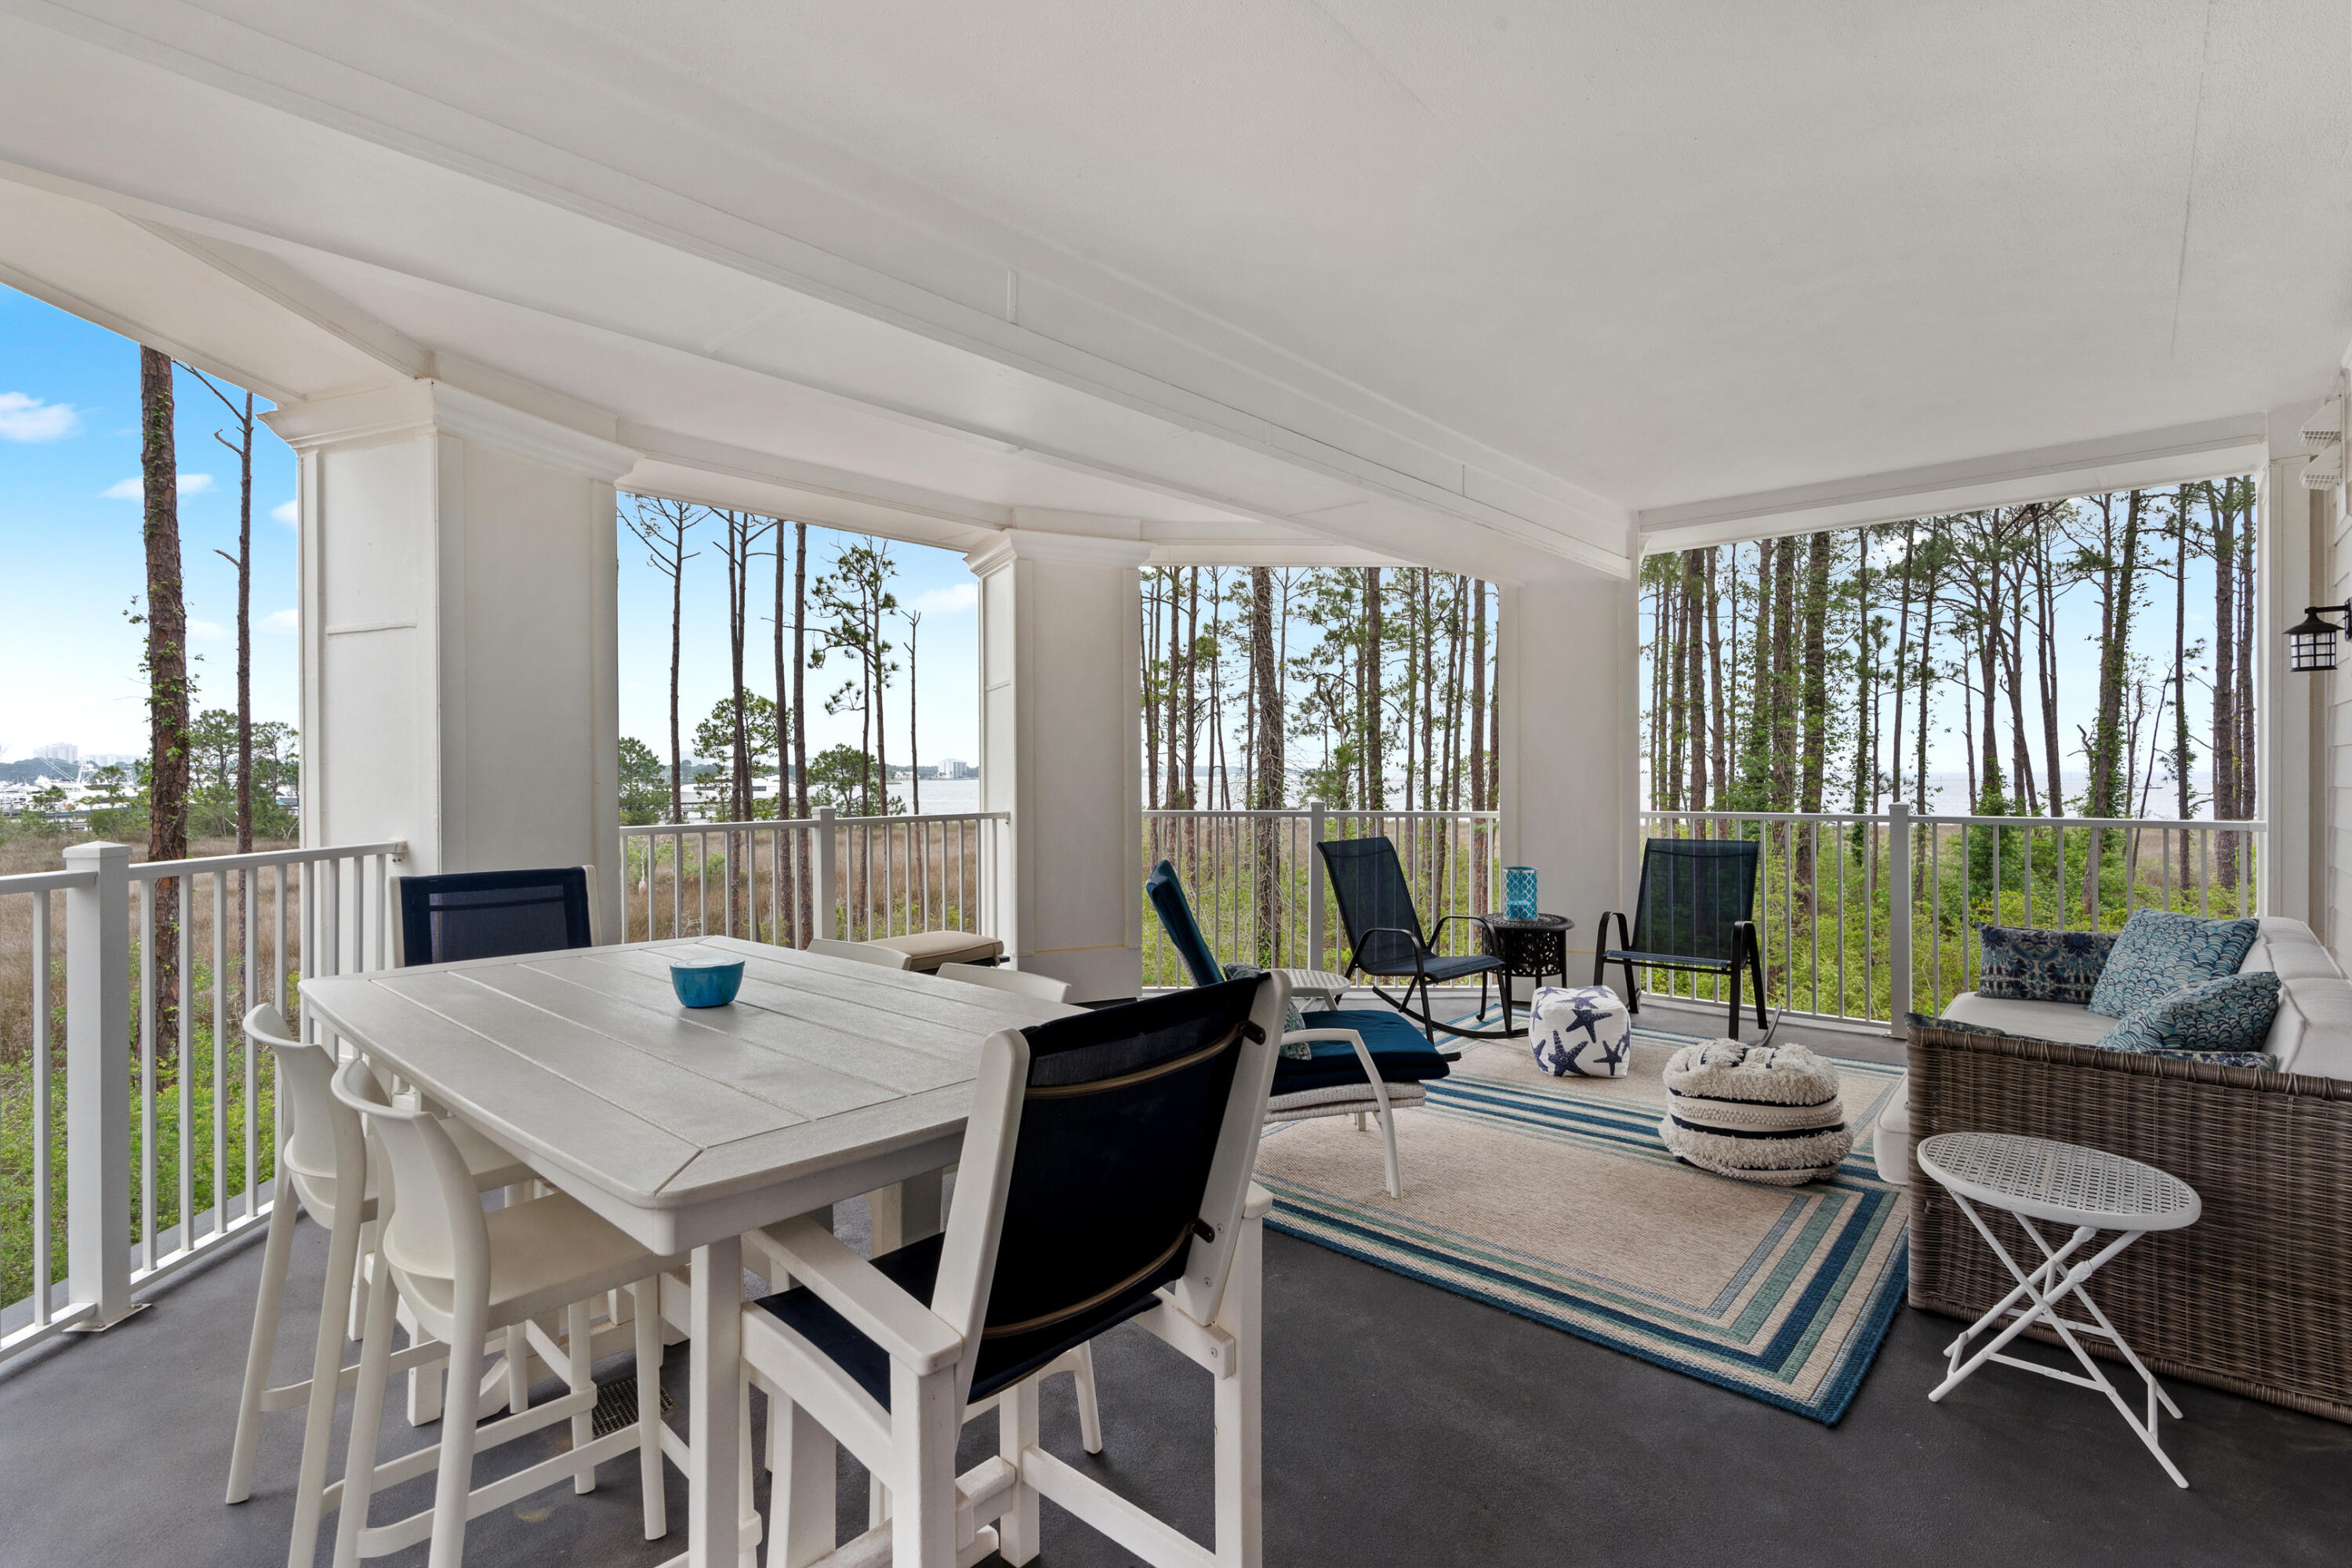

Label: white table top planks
[299,935,1073,1251]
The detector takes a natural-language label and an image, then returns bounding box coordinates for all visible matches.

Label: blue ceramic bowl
[670,956,745,1008]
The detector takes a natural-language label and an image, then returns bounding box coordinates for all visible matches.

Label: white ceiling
[0,0,2344,575]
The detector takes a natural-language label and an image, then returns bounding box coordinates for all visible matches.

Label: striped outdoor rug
[1254,1020,1909,1424]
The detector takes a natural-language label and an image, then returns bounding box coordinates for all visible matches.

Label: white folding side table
[1916,1131,2202,1487]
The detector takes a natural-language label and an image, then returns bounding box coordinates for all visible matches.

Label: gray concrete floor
[5,1190,2351,1567]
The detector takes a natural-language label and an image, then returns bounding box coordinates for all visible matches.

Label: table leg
[867,1171,944,1254]
[689,1235,743,1568]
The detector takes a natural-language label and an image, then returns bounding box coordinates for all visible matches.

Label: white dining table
[300,933,1073,1568]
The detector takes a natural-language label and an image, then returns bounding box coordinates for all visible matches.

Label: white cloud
[911,582,979,614]
[261,608,299,635]
[103,473,215,499]
[187,619,227,640]
[0,393,80,442]
[271,499,298,525]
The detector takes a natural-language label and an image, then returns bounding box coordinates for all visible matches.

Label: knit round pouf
[1529,985,1632,1077]
[1657,1040,1853,1186]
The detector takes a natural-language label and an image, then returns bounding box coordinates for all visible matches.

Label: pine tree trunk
[793,523,811,938]
[1165,568,1185,811]
[1705,550,1726,819]
[669,530,685,823]
[1771,535,1797,811]
[142,347,189,1051]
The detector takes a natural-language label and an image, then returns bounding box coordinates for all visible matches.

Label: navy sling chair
[740,978,1283,1566]
[1594,837,1770,1040]
[1148,859,1450,1194]
[391,866,596,966]
[1312,835,1518,1042]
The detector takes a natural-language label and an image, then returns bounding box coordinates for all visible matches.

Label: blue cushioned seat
[752,1232,1161,1412]
[1273,1008,1452,1095]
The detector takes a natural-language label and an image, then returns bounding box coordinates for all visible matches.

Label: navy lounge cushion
[1272,1008,1453,1095]
[752,1232,1163,1413]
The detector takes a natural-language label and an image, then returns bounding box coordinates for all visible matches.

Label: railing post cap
[63,840,131,863]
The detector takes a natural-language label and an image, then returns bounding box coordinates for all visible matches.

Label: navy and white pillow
[1224,964,1312,1056]
[2094,971,2281,1060]
[1976,925,2116,1004]
[2086,909,2260,1018]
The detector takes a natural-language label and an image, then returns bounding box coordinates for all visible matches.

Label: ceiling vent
[2302,395,2344,448]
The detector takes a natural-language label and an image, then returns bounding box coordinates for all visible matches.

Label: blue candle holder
[1505,866,1539,920]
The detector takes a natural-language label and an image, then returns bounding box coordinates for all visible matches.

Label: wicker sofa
[1878,916,2352,1423]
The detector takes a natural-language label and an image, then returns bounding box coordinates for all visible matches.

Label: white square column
[264,382,634,940]
[967,530,1150,1001]
[1495,572,1642,969]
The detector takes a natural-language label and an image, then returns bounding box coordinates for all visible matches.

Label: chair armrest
[1352,927,1430,978]
[1429,913,1506,951]
[752,1213,964,1375]
[1281,1028,1396,1114]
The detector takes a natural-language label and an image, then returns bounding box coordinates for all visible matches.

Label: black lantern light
[2289,602,2352,673]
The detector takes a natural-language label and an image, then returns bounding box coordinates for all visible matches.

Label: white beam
[1639,417,2270,551]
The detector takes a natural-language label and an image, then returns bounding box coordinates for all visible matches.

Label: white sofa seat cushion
[1938,991,2116,1046]
[1875,1091,1911,1185]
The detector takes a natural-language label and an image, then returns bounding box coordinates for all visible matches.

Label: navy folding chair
[390,866,597,966]
[1147,858,1450,1193]
[1595,837,1769,1039]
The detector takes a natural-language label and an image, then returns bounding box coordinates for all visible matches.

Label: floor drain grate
[590,1374,677,1438]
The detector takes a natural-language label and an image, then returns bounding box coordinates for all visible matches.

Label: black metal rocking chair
[1594,837,1769,1040]
[1315,836,1518,1042]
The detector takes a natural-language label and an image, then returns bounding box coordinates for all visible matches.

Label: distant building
[934,757,977,780]
[33,742,77,764]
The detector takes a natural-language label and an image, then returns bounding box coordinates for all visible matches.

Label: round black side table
[1477,913,1574,1036]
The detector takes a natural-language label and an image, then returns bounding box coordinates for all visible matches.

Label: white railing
[622,808,1007,947]
[1,838,404,1368]
[1142,804,1502,988]
[1635,804,2265,1029]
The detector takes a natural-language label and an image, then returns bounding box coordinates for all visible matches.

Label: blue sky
[0,283,981,768]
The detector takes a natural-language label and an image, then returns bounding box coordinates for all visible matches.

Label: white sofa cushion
[1939,991,2116,1045]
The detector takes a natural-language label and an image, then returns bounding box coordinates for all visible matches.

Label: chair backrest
[244,1004,367,1218]
[1314,837,1425,974]
[938,962,1071,1004]
[329,1054,488,1301]
[1627,837,1761,963]
[392,866,595,967]
[807,937,916,970]
[1144,859,1224,987]
[931,975,1283,1406]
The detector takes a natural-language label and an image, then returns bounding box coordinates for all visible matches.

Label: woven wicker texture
[1906,1018,2352,1425]
[1917,1132,2198,1229]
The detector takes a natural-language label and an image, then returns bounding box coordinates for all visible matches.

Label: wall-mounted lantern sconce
[2290,602,2352,673]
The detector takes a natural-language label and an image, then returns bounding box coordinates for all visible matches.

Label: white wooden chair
[935,961,1072,1004]
[325,1055,684,1568]
[742,973,1283,1567]
[808,935,918,970]
[223,1005,535,1568]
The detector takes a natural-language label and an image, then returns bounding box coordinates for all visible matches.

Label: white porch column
[1495,572,1642,970]
[263,382,634,938]
[967,530,1149,1002]
[2260,402,2325,927]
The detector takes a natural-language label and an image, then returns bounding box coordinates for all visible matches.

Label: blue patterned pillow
[1224,964,1310,1053]
[1977,926,2116,1004]
[2093,971,2281,1058]
[2085,909,2260,1018]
